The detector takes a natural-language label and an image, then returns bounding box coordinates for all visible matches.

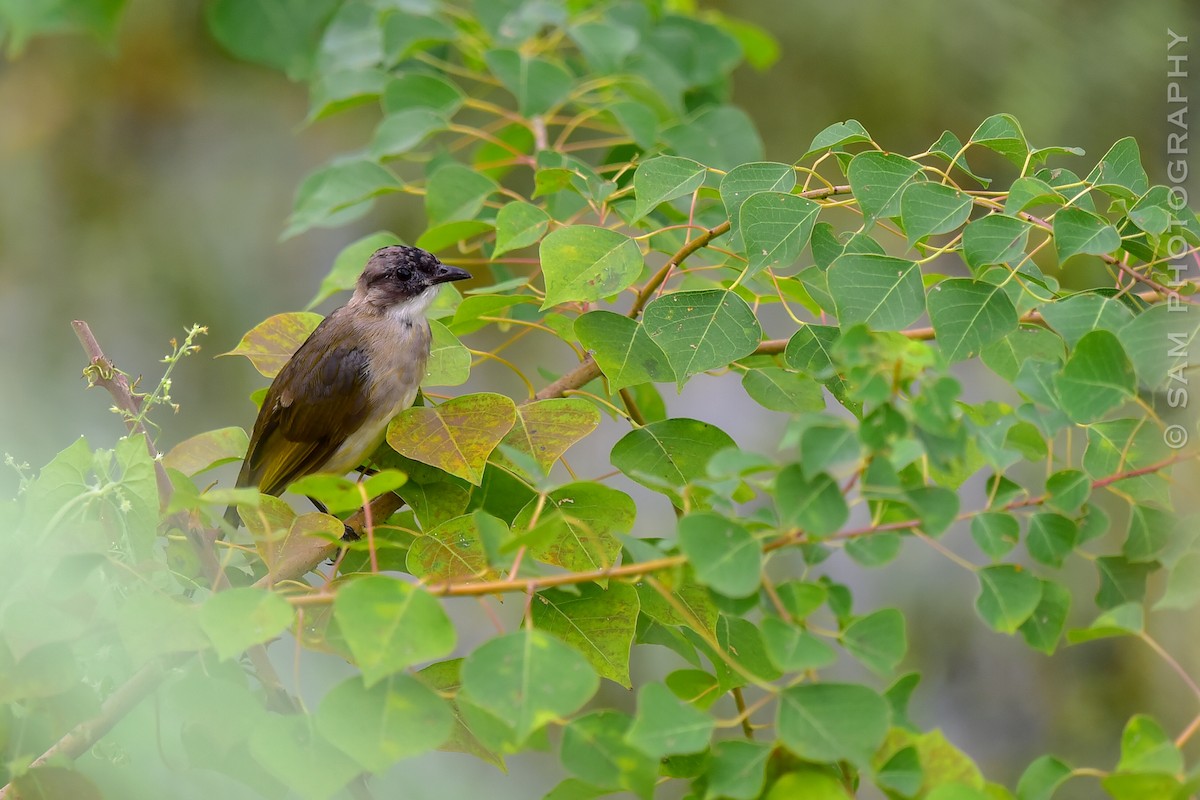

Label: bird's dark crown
[355,245,470,307]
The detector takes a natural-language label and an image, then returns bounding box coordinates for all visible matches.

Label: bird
[223,245,470,529]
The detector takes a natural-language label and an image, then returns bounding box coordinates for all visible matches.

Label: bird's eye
[394,267,413,282]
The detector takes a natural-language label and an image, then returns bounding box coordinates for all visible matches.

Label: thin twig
[71,320,173,504]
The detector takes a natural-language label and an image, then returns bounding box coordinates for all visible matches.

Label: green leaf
[741,368,824,413]
[117,592,208,663]
[928,278,1018,362]
[205,0,339,81]
[981,326,1064,382]
[559,711,656,796]
[611,418,736,500]
[425,163,498,225]
[1039,293,1133,348]
[1095,556,1156,609]
[493,201,550,256]
[449,294,536,335]
[847,151,923,223]
[1124,505,1173,563]
[460,629,599,742]
[803,119,871,160]
[777,683,890,767]
[315,674,454,773]
[368,100,445,156]
[198,587,294,661]
[333,576,455,686]
[382,72,464,116]
[625,682,715,758]
[1052,208,1122,261]
[1116,714,1183,774]
[532,583,639,688]
[961,214,1031,270]
[568,20,638,73]
[1045,469,1090,514]
[1025,513,1077,568]
[1128,186,1173,235]
[1117,302,1200,390]
[485,49,573,116]
[514,482,634,573]
[1068,602,1144,642]
[970,512,1020,559]
[827,253,925,330]
[381,12,456,65]
[678,512,762,598]
[975,565,1043,634]
[1053,330,1135,423]
[636,568,719,634]
[1016,755,1072,800]
[248,715,360,800]
[969,113,1029,165]
[632,156,707,220]
[540,225,643,308]
[642,290,762,385]
[575,311,674,390]
[662,106,763,171]
[1003,177,1065,215]
[776,465,848,538]
[841,608,906,675]
[1085,137,1149,200]
[720,162,796,232]
[761,617,837,671]
[707,740,772,800]
[387,392,517,485]
[424,319,471,387]
[285,159,401,238]
[1018,580,1070,654]
[1155,551,1200,610]
[900,182,973,244]
[739,191,821,276]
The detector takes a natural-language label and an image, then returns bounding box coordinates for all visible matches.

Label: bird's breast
[322,315,431,475]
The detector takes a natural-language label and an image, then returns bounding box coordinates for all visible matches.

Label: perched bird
[224,245,470,528]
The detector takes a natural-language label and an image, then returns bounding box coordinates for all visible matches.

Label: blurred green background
[2,0,1198,794]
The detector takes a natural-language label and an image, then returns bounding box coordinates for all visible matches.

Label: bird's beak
[431,263,472,285]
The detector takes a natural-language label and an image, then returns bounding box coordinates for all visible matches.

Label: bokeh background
[2,1,1199,797]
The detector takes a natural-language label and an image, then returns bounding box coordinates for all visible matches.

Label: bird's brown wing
[235,312,373,497]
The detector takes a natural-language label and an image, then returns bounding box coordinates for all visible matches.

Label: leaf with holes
[513,482,634,573]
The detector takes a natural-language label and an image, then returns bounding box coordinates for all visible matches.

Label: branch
[0,657,179,800]
[72,320,173,505]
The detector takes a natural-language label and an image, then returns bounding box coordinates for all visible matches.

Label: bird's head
[353,245,471,313]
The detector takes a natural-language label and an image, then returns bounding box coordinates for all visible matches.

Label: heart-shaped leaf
[387,392,517,484]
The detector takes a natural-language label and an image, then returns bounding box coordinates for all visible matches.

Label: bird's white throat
[385,284,440,323]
